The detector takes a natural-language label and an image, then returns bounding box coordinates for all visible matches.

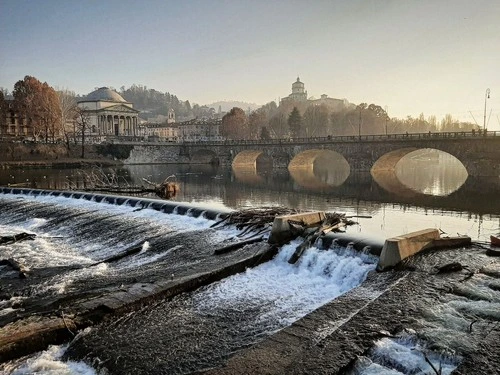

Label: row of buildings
[2,78,351,143]
[1,87,223,143]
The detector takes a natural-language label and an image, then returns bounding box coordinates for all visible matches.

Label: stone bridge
[120,131,500,177]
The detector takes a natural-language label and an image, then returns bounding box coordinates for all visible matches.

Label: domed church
[281,77,308,103]
[77,87,140,137]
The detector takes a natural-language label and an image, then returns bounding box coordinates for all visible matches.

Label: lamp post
[384,106,389,135]
[483,88,490,132]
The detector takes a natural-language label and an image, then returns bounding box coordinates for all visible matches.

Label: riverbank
[0,159,121,170]
[0,141,125,168]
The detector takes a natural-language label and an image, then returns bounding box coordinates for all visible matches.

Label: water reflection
[394,149,468,196]
[0,163,498,220]
[232,165,271,185]
[288,151,350,190]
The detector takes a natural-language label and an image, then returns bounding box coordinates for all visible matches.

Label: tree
[56,89,77,148]
[303,104,330,137]
[13,75,44,140]
[13,76,61,142]
[220,107,248,139]
[248,109,267,139]
[0,90,6,131]
[40,82,62,143]
[75,106,91,158]
[260,126,271,140]
[288,107,302,138]
[269,112,288,138]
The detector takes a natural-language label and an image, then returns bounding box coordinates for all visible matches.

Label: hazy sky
[1,0,499,127]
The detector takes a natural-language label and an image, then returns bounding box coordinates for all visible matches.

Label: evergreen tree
[288,106,302,138]
[260,126,271,140]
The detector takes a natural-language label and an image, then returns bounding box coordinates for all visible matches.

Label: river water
[0,150,499,374]
[1,149,498,241]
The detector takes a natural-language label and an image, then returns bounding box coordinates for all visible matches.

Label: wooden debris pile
[142,176,179,199]
[210,208,356,258]
[210,207,299,255]
[211,207,300,236]
[288,213,356,264]
[71,167,179,200]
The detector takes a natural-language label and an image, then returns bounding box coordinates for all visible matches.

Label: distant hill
[205,101,261,112]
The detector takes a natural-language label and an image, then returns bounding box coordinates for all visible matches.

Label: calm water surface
[0,151,498,242]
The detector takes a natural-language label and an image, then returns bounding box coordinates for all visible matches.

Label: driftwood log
[213,236,264,255]
[71,168,179,200]
[0,232,36,246]
[90,245,144,266]
[0,258,30,278]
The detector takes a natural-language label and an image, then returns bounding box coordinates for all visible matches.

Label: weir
[0,188,483,374]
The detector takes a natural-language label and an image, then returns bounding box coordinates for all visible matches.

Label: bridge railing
[105,130,498,146]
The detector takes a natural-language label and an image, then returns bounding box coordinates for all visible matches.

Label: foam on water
[0,193,233,269]
[1,345,98,375]
[195,241,378,327]
[354,336,460,375]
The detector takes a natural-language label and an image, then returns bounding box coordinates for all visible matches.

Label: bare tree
[56,89,77,148]
[74,106,91,158]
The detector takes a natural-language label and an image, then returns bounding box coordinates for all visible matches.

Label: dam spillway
[0,188,493,374]
[0,188,378,373]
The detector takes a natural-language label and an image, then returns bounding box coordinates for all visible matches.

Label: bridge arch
[232,150,273,169]
[288,149,350,187]
[371,148,468,196]
[190,149,219,165]
[370,148,418,173]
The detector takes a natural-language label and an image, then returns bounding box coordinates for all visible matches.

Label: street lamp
[483,88,490,132]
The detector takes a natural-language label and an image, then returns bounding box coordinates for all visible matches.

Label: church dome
[292,77,304,88]
[83,87,128,103]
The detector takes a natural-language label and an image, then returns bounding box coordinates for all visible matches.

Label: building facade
[0,99,33,139]
[77,87,140,137]
[177,119,222,142]
[144,123,179,141]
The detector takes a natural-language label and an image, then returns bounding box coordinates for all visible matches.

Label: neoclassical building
[77,87,139,136]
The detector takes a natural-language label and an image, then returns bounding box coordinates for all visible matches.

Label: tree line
[220,101,479,140]
[0,75,93,157]
[119,84,215,120]
[1,75,480,145]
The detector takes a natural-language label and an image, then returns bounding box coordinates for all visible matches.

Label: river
[0,150,499,374]
[1,149,498,242]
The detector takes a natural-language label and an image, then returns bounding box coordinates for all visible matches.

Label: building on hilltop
[77,87,140,137]
[280,77,354,111]
[309,94,354,112]
[280,77,308,104]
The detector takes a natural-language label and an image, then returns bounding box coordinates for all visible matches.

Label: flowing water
[0,151,499,374]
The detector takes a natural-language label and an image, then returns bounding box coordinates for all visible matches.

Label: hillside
[205,101,261,112]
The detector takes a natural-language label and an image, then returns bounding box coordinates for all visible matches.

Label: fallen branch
[288,213,354,264]
[90,245,144,266]
[213,236,264,255]
[0,232,36,246]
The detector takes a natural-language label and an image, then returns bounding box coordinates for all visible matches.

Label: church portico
[78,87,140,138]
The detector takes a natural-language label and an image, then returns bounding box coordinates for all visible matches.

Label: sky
[1,0,499,128]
